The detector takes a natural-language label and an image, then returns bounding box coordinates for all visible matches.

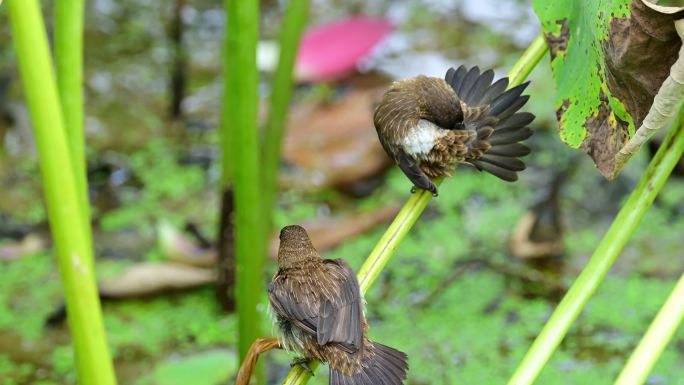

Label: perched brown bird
[269,225,408,385]
[374,65,534,195]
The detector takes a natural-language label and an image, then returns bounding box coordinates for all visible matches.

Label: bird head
[277,225,320,268]
[389,76,464,129]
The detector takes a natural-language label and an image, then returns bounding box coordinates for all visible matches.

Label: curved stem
[280,34,548,385]
[235,338,282,385]
[507,109,684,385]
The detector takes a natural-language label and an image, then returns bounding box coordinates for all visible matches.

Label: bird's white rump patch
[401,119,448,158]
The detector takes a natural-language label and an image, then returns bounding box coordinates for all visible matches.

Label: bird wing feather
[316,259,364,352]
[398,150,437,194]
[443,65,534,181]
[269,276,318,336]
[268,259,364,353]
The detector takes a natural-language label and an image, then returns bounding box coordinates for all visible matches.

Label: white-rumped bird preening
[374,65,535,195]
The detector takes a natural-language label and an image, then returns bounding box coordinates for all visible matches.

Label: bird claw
[410,185,439,197]
[291,357,314,376]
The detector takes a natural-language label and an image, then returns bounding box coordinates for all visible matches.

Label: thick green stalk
[261,0,309,234]
[55,0,92,264]
[280,35,548,385]
[507,110,684,385]
[55,0,87,212]
[614,271,684,385]
[223,0,265,379]
[7,1,116,384]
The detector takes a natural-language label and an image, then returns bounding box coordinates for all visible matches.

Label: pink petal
[296,16,392,82]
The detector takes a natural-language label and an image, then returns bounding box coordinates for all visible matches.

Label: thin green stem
[262,0,310,236]
[507,110,684,385]
[7,1,116,384]
[219,3,236,188]
[55,0,92,263]
[612,111,684,385]
[223,3,265,385]
[280,34,548,385]
[508,35,547,85]
[614,271,684,385]
[357,183,439,292]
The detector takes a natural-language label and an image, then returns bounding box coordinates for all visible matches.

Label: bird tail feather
[445,65,534,182]
[329,341,408,385]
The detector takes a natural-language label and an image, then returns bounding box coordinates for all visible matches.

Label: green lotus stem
[262,0,310,235]
[222,3,265,385]
[612,112,684,385]
[55,0,92,258]
[507,109,684,385]
[7,1,116,384]
[508,34,547,86]
[614,270,684,385]
[357,184,440,292]
[281,34,548,385]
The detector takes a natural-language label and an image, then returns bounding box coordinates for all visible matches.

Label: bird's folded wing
[269,277,319,336]
[316,259,364,352]
[398,150,437,193]
[268,260,364,354]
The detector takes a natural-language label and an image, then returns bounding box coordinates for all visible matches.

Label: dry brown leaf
[268,204,400,258]
[509,213,564,260]
[0,234,46,261]
[536,0,684,177]
[98,262,215,298]
[282,87,392,189]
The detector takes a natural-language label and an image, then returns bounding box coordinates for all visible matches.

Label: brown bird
[269,225,408,385]
[374,65,534,195]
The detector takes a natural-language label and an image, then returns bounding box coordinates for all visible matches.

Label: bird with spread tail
[374,65,535,195]
[269,225,408,385]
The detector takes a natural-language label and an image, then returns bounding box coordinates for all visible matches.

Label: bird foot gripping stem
[291,357,315,376]
[410,186,439,197]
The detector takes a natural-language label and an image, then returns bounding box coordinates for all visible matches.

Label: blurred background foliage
[0,0,683,384]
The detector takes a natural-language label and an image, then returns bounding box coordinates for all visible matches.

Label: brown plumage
[374,65,535,195]
[269,225,408,385]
